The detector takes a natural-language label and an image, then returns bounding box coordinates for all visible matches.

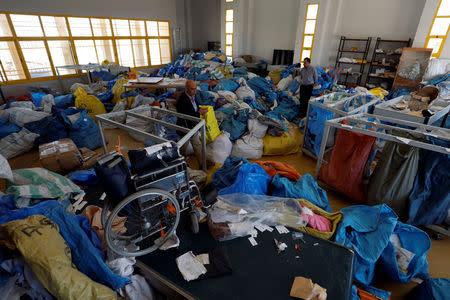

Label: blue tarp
[304,104,334,156]
[212,157,248,191]
[408,278,450,300]
[60,108,102,150]
[218,163,271,196]
[334,204,398,285]
[379,222,430,283]
[0,119,21,139]
[408,138,450,226]
[216,107,250,140]
[271,174,332,212]
[0,200,129,290]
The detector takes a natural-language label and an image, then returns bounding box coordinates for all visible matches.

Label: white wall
[294,0,426,67]
[189,0,221,51]
[0,0,187,97]
[413,0,450,58]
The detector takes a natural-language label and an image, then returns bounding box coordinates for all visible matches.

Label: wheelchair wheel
[104,188,180,257]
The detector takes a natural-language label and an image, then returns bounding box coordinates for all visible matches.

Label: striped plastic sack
[0,128,39,159]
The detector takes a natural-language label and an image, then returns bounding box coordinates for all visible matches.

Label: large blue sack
[196,72,210,82]
[218,163,271,196]
[61,108,102,150]
[24,115,68,145]
[352,284,390,300]
[304,104,334,156]
[269,91,299,121]
[408,277,450,300]
[213,79,239,92]
[271,174,332,212]
[54,94,74,108]
[408,138,450,226]
[97,91,114,103]
[31,92,46,107]
[212,157,248,191]
[286,79,300,94]
[196,90,215,106]
[379,222,430,283]
[0,200,129,290]
[248,77,277,104]
[334,204,398,285]
[217,107,249,140]
[92,70,116,81]
[0,119,21,139]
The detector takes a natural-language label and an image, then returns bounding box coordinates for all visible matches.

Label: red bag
[255,160,301,181]
[319,122,376,202]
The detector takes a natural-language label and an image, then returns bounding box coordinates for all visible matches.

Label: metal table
[95,105,207,171]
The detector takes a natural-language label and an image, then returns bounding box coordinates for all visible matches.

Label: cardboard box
[39,138,83,174]
[79,147,101,169]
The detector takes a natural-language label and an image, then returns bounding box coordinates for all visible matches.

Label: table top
[124,78,187,89]
[139,216,354,300]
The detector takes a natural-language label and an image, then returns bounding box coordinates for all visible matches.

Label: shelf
[378,39,411,43]
[371,62,397,68]
[337,62,366,65]
[368,75,395,80]
[342,38,370,41]
[338,50,366,53]
[373,52,402,56]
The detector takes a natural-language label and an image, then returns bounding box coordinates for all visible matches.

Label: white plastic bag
[206,131,232,165]
[235,85,255,100]
[277,75,293,91]
[217,91,237,103]
[0,128,39,159]
[231,118,268,160]
[41,94,55,113]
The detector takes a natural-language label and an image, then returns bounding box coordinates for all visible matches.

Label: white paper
[275,225,289,234]
[248,237,258,246]
[176,251,207,281]
[254,223,266,232]
[264,225,274,232]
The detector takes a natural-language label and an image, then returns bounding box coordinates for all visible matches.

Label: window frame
[300,3,319,63]
[425,0,450,58]
[225,8,234,59]
[0,11,172,84]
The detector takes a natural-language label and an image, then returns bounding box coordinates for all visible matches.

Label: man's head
[303,57,311,68]
[185,80,197,97]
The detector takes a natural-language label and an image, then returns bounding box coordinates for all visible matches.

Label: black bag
[128,141,181,175]
[94,153,134,204]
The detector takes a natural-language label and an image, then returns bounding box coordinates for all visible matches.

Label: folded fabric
[0,200,129,290]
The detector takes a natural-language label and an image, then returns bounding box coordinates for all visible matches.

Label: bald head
[185,80,197,97]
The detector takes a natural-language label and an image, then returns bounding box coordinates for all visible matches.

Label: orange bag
[254,161,301,181]
[319,121,376,202]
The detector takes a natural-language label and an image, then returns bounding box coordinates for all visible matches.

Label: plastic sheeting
[319,127,376,202]
[206,132,232,165]
[271,174,332,212]
[335,204,398,285]
[218,163,271,196]
[0,200,130,290]
[379,222,430,283]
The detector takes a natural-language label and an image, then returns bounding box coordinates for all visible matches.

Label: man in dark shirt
[176,80,207,166]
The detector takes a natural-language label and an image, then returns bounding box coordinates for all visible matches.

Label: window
[0,11,173,83]
[300,3,319,62]
[225,9,234,59]
[425,0,450,57]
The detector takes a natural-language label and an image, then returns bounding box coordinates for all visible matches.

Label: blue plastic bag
[334,204,398,285]
[408,277,450,300]
[271,174,332,212]
[304,105,334,156]
[244,97,265,112]
[199,83,210,91]
[61,108,102,150]
[97,91,114,103]
[269,91,299,121]
[0,200,129,290]
[379,222,430,283]
[0,119,21,139]
[196,72,210,82]
[69,169,99,185]
[212,157,248,191]
[213,79,239,92]
[54,94,74,108]
[196,90,215,106]
[247,77,277,104]
[92,70,116,81]
[218,163,272,196]
[217,107,250,140]
[74,215,105,261]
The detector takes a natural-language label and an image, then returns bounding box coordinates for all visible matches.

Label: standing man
[299,57,318,118]
[176,80,208,167]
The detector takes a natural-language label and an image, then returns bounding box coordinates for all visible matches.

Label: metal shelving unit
[334,36,372,86]
[365,38,412,89]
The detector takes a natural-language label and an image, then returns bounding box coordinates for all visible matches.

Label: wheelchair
[96,147,205,257]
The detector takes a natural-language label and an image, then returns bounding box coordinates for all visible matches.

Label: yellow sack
[263,132,300,155]
[74,86,107,119]
[369,87,389,99]
[217,66,233,79]
[111,78,130,104]
[204,52,217,60]
[268,69,282,85]
[200,105,220,144]
[0,215,116,300]
[293,199,343,240]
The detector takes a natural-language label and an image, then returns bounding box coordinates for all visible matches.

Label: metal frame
[302,92,382,159]
[95,106,207,171]
[314,113,450,235]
